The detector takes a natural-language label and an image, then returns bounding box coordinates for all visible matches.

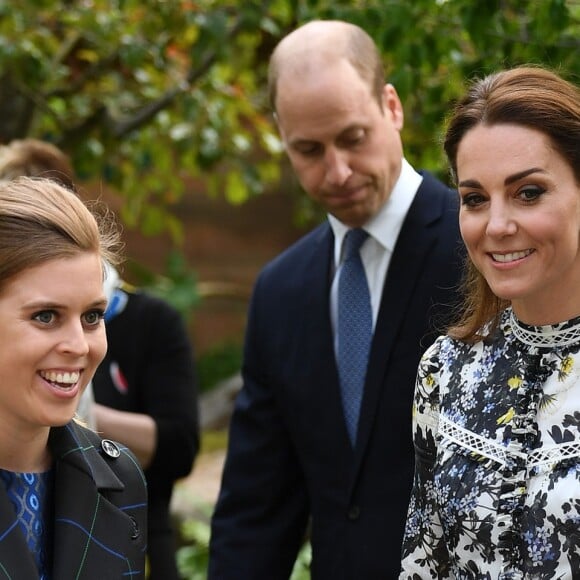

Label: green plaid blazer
[0,421,147,578]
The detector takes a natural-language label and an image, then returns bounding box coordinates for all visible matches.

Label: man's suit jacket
[0,421,147,578]
[209,171,464,579]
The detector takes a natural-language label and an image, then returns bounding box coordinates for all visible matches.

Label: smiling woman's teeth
[492,250,531,263]
[40,370,80,385]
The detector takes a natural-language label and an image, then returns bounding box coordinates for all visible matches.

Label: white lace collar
[510,309,580,348]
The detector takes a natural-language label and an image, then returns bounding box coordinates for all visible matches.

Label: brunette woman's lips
[491,249,533,263]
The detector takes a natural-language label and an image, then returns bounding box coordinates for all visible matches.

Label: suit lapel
[300,224,355,454]
[349,175,449,486]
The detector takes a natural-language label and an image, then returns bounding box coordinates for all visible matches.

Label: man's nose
[325,149,352,187]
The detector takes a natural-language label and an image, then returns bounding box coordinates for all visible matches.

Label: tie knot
[343,228,369,260]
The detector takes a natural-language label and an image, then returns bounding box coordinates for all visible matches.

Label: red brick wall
[86,184,310,357]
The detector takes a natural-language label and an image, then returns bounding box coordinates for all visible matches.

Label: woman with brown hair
[400,66,580,578]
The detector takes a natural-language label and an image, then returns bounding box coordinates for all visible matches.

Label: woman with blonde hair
[0,177,147,578]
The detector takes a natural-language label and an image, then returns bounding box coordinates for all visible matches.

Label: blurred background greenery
[1,1,578,577]
[2,0,578,246]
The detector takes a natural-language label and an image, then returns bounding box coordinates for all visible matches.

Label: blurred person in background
[93,260,199,580]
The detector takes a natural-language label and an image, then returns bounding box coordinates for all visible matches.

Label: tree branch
[110,15,247,139]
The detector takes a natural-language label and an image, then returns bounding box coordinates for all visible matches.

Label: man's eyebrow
[288,137,318,147]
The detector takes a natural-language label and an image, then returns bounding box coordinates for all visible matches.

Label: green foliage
[176,505,212,580]
[196,342,243,393]
[146,250,201,319]
[124,249,201,320]
[176,508,312,580]
[199,429,229,454]
[0,0,288,237]
[290,542,313,580]
[1,0,578,233]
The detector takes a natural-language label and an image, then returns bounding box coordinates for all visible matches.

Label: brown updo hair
[443,66,580,341]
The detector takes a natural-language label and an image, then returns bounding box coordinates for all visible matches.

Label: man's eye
[336,128,366,149]
[295,144,320,157]
[33,311,55,324]
[343,132,365,147]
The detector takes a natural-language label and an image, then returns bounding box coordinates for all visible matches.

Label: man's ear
[382,83,404,131]
[273,111,288,145]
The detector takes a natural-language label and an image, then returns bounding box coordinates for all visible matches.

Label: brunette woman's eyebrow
[459,167,547,189]
[504,167,545,186]
[458,178,482,189]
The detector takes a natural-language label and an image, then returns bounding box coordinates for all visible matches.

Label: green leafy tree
[1,0,578,240]
[300,0,579,177]
[0,0,289,240]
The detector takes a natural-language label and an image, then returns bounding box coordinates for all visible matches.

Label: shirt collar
[328,158,423,264]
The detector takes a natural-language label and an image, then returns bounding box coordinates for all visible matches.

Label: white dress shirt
[329,159,423,354]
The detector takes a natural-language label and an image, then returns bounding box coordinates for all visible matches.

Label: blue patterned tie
[338,228,372,445]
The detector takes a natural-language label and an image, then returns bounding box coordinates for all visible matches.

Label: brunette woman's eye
[519,185,546,202]
[460,192,486,208]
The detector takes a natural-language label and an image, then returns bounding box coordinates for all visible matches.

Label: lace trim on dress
[509,310,580,348]
[439,415,580,468]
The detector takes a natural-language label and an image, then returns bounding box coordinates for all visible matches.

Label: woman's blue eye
[33,311,55,324]
[84,310,105,326]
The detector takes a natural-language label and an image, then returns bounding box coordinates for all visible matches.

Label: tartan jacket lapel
[0,423,147,579]
[50,423,146,579]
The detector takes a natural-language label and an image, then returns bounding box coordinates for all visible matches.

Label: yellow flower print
[507,376,523,390]
[497,407,515,425]
[560,356,573,377]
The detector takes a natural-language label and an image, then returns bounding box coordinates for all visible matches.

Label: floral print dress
[400,308,580,579]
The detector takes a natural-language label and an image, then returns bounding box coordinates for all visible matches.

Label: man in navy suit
[209,20,464,579]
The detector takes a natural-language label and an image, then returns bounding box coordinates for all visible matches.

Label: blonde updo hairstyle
[0,176,122,290]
